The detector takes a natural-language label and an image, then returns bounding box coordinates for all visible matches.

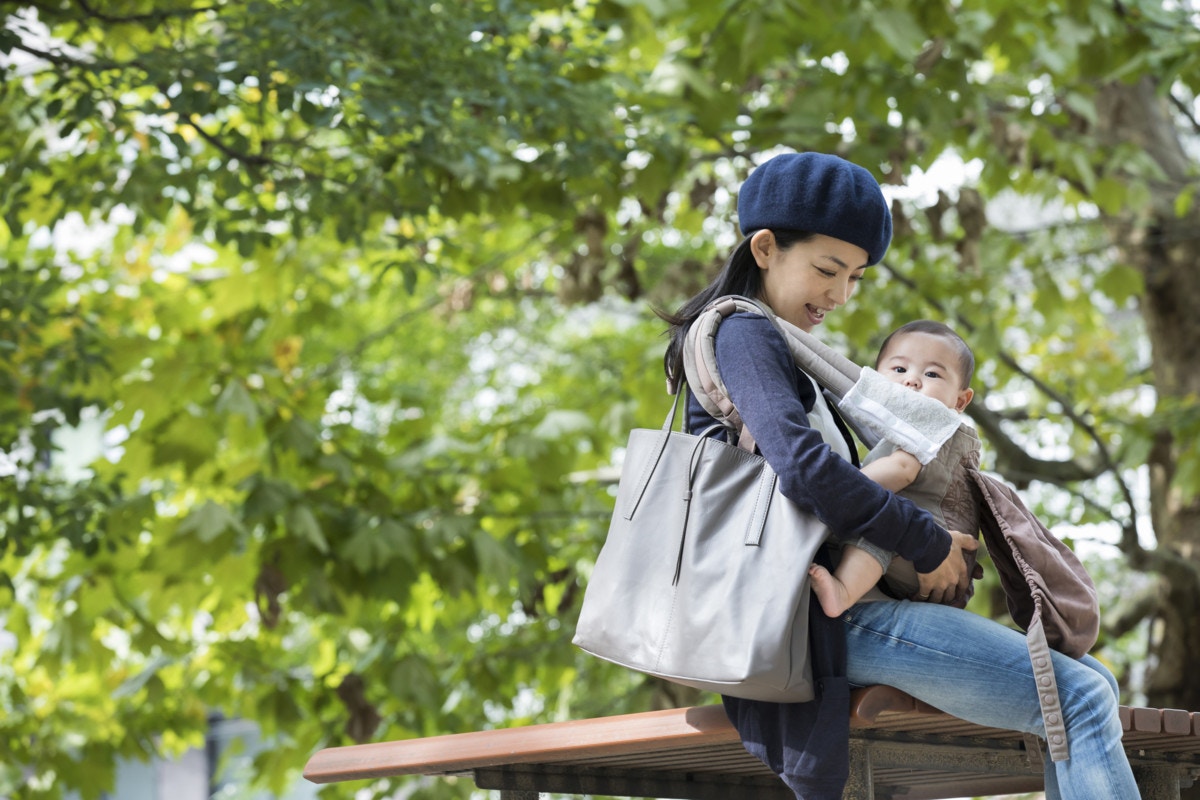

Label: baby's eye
[891,366,907,374]
[924,370,943,379]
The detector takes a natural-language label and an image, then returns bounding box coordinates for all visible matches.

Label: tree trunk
[1096,79,1200,722]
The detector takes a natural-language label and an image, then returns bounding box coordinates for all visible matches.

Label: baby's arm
[860,448,921,492]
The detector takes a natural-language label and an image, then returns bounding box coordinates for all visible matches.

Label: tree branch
[184,114,274,168]
[702,0,751,53]
[73,0,221,25]
[1168,89,1200,136]
[1058,482,1139,546]
[12,39,90,70]
[1102,579,1162,638]
[12,36,143,74]
[966,404,1105,484]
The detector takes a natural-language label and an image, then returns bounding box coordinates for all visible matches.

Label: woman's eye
[816,267,836,278]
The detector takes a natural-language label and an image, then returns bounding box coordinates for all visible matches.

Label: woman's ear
[749,229,775,268]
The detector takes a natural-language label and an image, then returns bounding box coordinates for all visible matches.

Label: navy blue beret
[737,152,893,266]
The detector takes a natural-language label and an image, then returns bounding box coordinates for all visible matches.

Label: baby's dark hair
[875,320,975,388]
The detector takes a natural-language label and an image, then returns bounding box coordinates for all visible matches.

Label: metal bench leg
[843,738,873,800]
[1132,764,1182,800]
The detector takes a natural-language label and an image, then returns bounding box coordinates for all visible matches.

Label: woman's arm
[712,314,952,573]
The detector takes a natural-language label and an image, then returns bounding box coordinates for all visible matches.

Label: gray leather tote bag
[573,397,829,702]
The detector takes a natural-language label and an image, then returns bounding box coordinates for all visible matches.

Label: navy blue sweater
[687,313,951,568]
[687,313,951,799]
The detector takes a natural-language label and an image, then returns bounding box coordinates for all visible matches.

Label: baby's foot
[808,564,851,618]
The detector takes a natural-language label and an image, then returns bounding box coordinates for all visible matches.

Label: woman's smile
[751,231,869,332]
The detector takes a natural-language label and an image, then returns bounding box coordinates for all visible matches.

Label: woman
[661,151,1138,799]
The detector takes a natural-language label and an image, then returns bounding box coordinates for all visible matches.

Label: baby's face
[877,332,973,412]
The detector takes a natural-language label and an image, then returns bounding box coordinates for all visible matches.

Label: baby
[808,320,975,617]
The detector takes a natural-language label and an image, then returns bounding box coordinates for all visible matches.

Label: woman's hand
[914,531,980,605]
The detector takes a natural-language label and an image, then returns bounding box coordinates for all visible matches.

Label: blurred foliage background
[2,0,1199,797]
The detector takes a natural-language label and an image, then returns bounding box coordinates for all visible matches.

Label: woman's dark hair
[875,319,975,388]
[659,230,816,387]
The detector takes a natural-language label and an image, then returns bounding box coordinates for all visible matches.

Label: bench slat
[1163,709,1192,736]
[304,686,1200,799]
[1127,705,1199,737]
[304,704,739,784]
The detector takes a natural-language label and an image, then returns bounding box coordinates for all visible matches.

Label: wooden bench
[303,685,1200,799]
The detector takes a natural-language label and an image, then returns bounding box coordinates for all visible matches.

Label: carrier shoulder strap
[680,296,774,453]
[681,294,870,453]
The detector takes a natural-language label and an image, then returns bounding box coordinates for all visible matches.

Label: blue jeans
[844,599,1140,800]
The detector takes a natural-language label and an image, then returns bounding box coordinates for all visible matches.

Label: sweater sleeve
[711,314,952,574]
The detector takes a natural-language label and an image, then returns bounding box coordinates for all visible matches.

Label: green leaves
[870,6,928,56]
[3,0,1200,794]
[287,505,328,554]
[178,501,245,544]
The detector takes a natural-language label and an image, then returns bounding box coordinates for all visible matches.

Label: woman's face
[751,230,869,332]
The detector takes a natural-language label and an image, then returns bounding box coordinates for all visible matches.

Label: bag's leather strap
[744,469,776,547]
[622,394,681,521]
[624,393,727,524]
